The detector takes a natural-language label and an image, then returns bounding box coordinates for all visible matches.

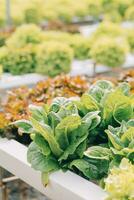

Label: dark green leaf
[27,142,59,172]
[33,134,51,156]
[69,159,98,180]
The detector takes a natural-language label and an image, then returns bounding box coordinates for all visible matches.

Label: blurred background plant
[0,1,133,77]
[0,0,134,28]
[36,41,73,76]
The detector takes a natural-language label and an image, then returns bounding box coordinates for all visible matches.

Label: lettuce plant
[91,22,124,39]
[0,75,89,142]
[102,0,133,22]
[43,31,91,60]
[23,0,45,24]
[105,158,134,200]
[0,45,36,75]
[14,97,100,184]
[83,120,134,174]
[6,24,43,48]
[90,37,128,68]
[69,80,134,180]
[114,0,133,18]
[69,34,92,60]
[13,80,134,195]
[36,41,73,77]
[86,0,102,19]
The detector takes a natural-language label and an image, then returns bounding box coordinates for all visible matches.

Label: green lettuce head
[105,158,134,200]
[36,41,73,77]
[13,97,100,185]
[6,24,43,48]
[90,37,128,68]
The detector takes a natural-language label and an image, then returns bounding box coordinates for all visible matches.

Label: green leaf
[92,80,113,90]
[105,130,124,150]
[117,82,130,96]
[31,117,63,157]
[82,111,101,130]
[113,101,133,123]
[69,159,98,180]
[122,148,134,154]
[81,93,99,112]
[89,80,113,103]
[58,132,88,162]
[121,127,134,146]
[33,134,51,156]
[12,120,33,134]
[103,90,133,125]
[55,115,81,150]
[27,142,59,172]
[50,97,72,112]
[84,146,112,160]
[58,103,78,119]
[56,115,81,132]
[89,86,105,103]
[29,105,48,123]
[128,140,134,148]
[127,119,134,127]
[109,156,122,169]
[48,111,61,131]
[108,121,128,138]
[86,158,109,179]
[75,140,87,158]
[110,147,125,156]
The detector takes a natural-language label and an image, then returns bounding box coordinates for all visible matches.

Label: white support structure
[0,73,45,90]
[0,138,107,200]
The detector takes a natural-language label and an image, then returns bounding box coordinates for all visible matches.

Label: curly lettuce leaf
[105,158,134,200]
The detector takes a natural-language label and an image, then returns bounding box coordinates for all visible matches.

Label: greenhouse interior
[0,0,134,200]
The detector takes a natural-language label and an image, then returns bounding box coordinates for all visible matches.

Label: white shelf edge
[0,138,106,200]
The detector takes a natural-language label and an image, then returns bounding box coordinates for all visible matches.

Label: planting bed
[0,71,134,200]
[0,138,106,200]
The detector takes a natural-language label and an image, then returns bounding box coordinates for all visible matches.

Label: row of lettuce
[0,71,134,199]
[0,22,134,76]
[1,70,133,140]
[0,0,134,26]
[11,80,134,200]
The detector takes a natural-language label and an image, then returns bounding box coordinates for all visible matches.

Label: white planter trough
[0,138,107,200]
[0,73,45,90]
